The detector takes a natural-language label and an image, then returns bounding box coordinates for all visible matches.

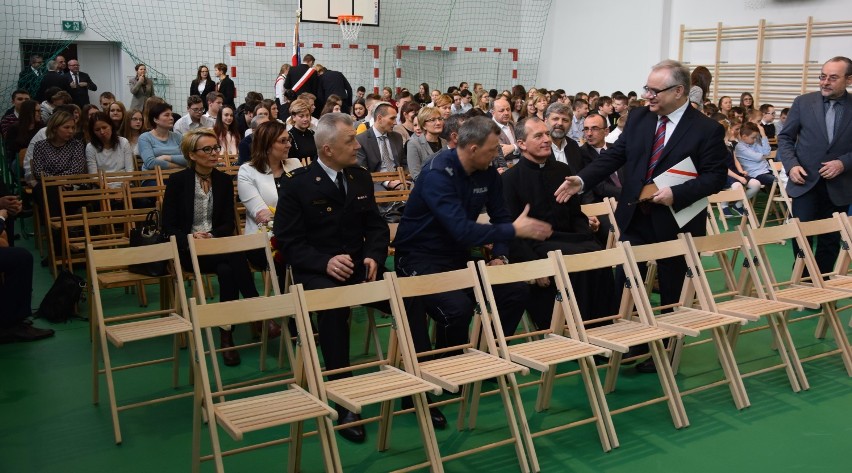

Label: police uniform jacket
[273,161,389,279]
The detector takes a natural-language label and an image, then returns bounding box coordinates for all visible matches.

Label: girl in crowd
[237,120,302,236]
[320,95,342,116]
[381,87,396,108]
[433,94,453,120]
[80,104,99,143]
[739,92,755,111]
[532,92,548,120]
[129,63,155,112]
[108,101,126,131]
[4,99,42,164]
[512,96,526,122]
[428,89,441,107]
[718,118,760,218]
[689,66,712,111]
[161,128,263,366]
[525,97,537,119]
[41,88,70,123]
[286,99,317,163]
[393,101,420,145]
[190,65,216,109]
[414,82,430,105]
[86,112,134,181]
[214,105,240,161]
[351,98,368,126]
[142,96,165,131]
[474,90,491,113]
[717,96,732,116]
[261,99,281,123]
[138,101,186,170]
[407,106,447,181]
[121,108,144,158]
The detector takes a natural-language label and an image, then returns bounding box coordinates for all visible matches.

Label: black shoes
[336,407,366,443]
[635,358,657,373]
[219,329,241,366]
[401,395,447,430]
[0,321,55,344]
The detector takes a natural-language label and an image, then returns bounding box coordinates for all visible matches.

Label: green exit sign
[61,20,84,32]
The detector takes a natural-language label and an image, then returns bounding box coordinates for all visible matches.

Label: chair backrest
[188,287,327,404]
[554,245,657,333]
[186,232,281,300]
[794,215,849,281]
[81,207,153,249]
[744,218,820,295]
[689,229,765,300]
[58,186,128,271]
[301,275,422,378]
[87,235,189,323]
[393,262,500,358]
[707,186,759,232]
[102,169,159,189]
[476,256,563,353]
[580,197,620,248]
[125,183,166,210]
[156,167,184,185]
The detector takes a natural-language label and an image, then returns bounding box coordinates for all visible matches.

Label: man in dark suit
[778,56,852,273]
[17,54,43,97]
[355,103,404,192]
[284,54,318,112]
[36,59,69,102]
[315,64,353,114]
[579,113,623,201]
[555,59,727,372]
[274,112,389,444]
[213,63,236,109]
[491,98,517,170]
[65,59,97,107]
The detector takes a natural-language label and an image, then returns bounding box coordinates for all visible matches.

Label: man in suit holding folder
[555,59,727,371]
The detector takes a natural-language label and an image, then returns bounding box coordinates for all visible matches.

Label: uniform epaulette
[286,167,309,178]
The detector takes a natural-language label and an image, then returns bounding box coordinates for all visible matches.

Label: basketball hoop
[337,15,363,42]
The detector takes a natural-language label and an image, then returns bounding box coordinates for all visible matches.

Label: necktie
[645,115,669,183]
[611,171,621,187]
[379,135,394,171]
[335,171,346,199]
[826,100,837,143]
[73,73,79,86]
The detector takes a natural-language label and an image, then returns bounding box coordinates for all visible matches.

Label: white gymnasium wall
[538,0,852,96]
[1,0,553,108]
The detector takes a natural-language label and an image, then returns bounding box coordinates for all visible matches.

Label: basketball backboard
[300,0,380,27]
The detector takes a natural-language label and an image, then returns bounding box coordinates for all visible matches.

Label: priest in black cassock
[501,117,617,328]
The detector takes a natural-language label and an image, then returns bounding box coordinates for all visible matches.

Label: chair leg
[534,368,557,412]
[496,374,533,473]
[578,357,616,451]
[288,420,305,473]
[770,313,810,391]
[376,399,394,452]
[711,326,750,410]
[669,336,685,375]
[603,350,623,393]
[192,384,203,473]
[316,415,343,473]
[650,339,689,429]
[822,305,852,376]
[413,392,444,473]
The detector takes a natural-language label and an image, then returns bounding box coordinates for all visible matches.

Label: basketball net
[337,15,363,42]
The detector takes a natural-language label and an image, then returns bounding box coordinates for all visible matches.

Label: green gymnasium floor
[2,222,851,473]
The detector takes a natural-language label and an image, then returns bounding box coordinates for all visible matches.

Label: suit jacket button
[327,206,332,212]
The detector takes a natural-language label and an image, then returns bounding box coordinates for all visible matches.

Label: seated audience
[85,112,134,181]
[407,106,448,181]
[138,101,186,170]
[287,99,317,162]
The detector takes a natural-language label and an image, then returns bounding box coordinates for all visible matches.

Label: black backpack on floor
[34,269,87,323]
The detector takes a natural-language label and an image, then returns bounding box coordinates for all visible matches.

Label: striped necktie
[645,115,669,183]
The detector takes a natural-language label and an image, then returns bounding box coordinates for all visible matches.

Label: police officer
[273,112,388,444]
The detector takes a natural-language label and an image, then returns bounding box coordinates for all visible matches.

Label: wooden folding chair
[707,186,759,234]
[392,263,535,473]
[745,220,852,380]
[476,256,617,453]
[833,213,852,328]
[58,185,127,272]
[187,232,291,392]
[300,277,445,472]
[689,230,807,392]
[189,291,341,473]
[554,246,689,430]
[759,159,792,227]
[39,173,102,277]
[88,236,193,444]
[624,235,751,409]
[581,197,620,249]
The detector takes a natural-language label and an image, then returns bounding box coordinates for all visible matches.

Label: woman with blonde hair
[474,90,490,113]
[433,94,453,119]
[107,101,126,131]
[162,128,268,366]
[286,98,317,162]
[406,106,448,180]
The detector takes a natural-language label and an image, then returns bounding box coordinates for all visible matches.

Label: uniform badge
[315,177,322,182]
[326,206,332,212]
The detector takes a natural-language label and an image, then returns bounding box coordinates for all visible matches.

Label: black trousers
[395,253,526,354]
[180,250,260,304]
[0,246,33,326]
[791,179,846,274]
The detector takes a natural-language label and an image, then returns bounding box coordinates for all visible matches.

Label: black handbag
[128,209,169,276]
[34,269,86,323]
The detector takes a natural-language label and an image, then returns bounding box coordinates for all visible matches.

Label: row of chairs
[86,208,852,471]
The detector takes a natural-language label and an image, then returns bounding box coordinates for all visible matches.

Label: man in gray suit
[356,103,404,192]
[778,56,852,272]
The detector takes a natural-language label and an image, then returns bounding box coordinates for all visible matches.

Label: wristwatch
[494,255,509,265]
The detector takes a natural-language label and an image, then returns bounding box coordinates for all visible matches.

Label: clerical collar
[520,156,548,169]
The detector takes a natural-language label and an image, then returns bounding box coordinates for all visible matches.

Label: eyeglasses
[642,84,679,99]
[582,126,605,132]
[189,107,204,113]
[194,145,222,154]
[819,74,848,82]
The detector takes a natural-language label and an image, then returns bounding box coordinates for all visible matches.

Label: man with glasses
[555,59,727,373]
[66,59,97,107]
[580,113,622,201]
[778,56,852,273]
[173,95,213,135]
[491,97,517,170]
[759,103,777,140]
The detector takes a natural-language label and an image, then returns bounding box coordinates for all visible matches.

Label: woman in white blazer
[406,106,448,181]
[237,120,302,235]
